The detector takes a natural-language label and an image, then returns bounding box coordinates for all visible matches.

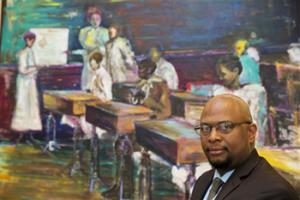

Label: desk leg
[69,126,85,177]
[184,163,196,200]
[102,134,134,199]
[139,148,151,200]
[89,125,103,192]
[44,112,59,152]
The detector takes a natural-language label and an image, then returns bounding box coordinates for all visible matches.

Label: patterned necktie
[207,177,224,200]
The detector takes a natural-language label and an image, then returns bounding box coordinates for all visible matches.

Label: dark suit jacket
[191,149,299,200]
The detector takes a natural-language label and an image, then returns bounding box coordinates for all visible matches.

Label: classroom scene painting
[0,0,299,199]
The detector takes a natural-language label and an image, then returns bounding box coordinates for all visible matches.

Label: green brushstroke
[1,0,71,64]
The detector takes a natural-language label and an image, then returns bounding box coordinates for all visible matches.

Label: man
[191,94,298,200]
[136,59,171,119]
[190,56,267,146]
[79,10,109,90]
[149,46,179,90]
[105,23,138,83]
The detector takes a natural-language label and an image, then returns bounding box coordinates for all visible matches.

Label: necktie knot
[207,177,224,200]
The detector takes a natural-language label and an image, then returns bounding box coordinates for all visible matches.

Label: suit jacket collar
[215,149,260,200]
[194,169,215,200]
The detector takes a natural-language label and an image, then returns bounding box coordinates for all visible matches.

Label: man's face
[109,26,118,40]
[90,13,101,27]
[199,98,255,171]
[218,64,238,87]
[149,48,161,63]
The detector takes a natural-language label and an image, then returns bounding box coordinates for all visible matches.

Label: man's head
[23,31,36,48]
[88,11,102,28]
[197,94,256,174]
[138,59,157,80]
[89,51,103,71]
[108,23,121,40]
[149,46,162,63]
[217,56,242,88]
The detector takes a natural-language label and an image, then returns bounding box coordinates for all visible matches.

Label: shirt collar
[213,169,235,183]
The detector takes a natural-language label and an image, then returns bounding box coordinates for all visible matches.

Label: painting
[0,0,299,199]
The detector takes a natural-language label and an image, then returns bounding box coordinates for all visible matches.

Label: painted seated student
[149,46,179,90]
[62,51,112,139]
[234,39,261,85]
[190,55,268,147]
[11,31,47,142]
[61,51,112,174]
[79,9,109,91]
[135,59,171,120]
[104,23,139,83]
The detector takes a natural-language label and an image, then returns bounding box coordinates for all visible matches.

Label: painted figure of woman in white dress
[11,31,43,134]
[79,10,109,90]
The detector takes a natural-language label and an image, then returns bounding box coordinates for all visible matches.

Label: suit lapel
[191,170,214,200]
[200,171,214,199]
[215,174,241,200]
[216,150,261,200]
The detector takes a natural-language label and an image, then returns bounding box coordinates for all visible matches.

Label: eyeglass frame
[194,121,252,136]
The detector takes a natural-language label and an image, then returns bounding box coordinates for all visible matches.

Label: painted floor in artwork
[0,138,299,200]
[0,139,184,200]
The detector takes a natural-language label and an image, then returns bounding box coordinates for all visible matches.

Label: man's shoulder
[256,157,296,187]
[194,169,214,186]
[237,154,298,197]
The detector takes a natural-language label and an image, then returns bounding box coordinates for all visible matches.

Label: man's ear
[248,123,257,143]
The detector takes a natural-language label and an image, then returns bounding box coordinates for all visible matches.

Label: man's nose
[208,127,221,142]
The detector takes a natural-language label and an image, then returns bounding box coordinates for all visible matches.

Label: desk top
[87,101,152,117]
[135,118,204,164]
[86,101,152,134]
[135,118,198,140]
[277,64,300,79]
[44,90,98,101]
[171,91,208,102]
[43,90,99,115]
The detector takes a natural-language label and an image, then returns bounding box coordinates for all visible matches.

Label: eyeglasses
[194,121,252,136]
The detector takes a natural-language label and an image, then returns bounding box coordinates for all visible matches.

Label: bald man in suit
[191,94,298,200]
